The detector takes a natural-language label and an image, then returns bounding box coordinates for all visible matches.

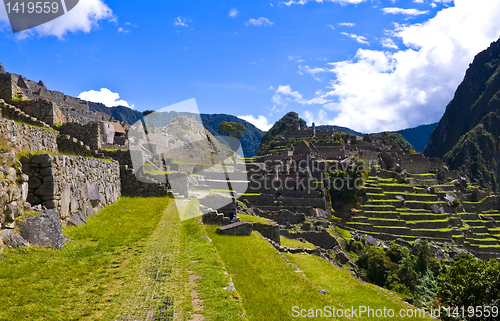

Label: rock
[7,167,16,183]
[9,235,29,248]
[481,215,496,223]
[395,195,405,202]
[395,238,413,249]
[89,182,101,206]
[302,222,312,231]
[223,282,236,291]
[26,194,41,205]
[435,250,445,260]
[19,209,71,249]
[336,251,350,265]
[216,221,253,236]
[318,289,329,295]
[0,229,15,245]
[363,234,381,247]
[34,181,55,196]
[5,201,22,221]
[67,211,87,226]
[202,211,230,225]
[444,194,456,207]
[429,204,444,214]
[31,154,52,164]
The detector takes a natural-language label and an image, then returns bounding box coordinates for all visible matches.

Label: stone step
[355,217,407,227]
[384,193,440,202]
[378,184,415,193]
[470,233,495,239]
[362,211,400,219]
[366,193,387,200]
[406,219,450,229]
[360,205,397,212]
[364,187,384,194]
[466,238,500,246]
[472,226,490,233]
[463,220,489,227]
[365,200,403,207]
[399,213,449,221]
[456,213,481,220]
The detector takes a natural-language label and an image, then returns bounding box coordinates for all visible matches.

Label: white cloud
[275,0,500,133]
[431,3,437,8]
[338,22,356,27]
[381,37,399,49]
[382,7,430,16]
[174,17,191,27]
[327,24,335,29]
[340,32,369,44]
[246,17,274,27]
[238,115,272,131]
[413,0,424,3]
[4,0,114,39]
[117,27,130,33]
[78,88,130,108]
[229,8,239,18]
[281,0,367,5]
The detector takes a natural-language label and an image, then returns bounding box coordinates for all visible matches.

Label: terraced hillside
[342,174,500,260]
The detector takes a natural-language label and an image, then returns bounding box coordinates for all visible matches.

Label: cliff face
[424,38,500,190]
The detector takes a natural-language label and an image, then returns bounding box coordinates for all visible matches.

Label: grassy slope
[0,197,245,320]
[0,197,172,320]
[206,226,432,320]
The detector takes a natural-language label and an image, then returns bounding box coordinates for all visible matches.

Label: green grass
[0,197,173,320]
[178,201,246,320]
[239,214,271,224]
[336,226,351,242]
[206,226,354,320]
[285,254,432,320]
[280,237,316,249]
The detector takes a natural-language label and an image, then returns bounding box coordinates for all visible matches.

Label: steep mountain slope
[88,101,143,125]
[424,38,500,191]
[199,114,264,158]
[394,123,437,153]
[424,38,500,158]
[372,132,415,152]
[256,112,307,156]
[88,102,264,157]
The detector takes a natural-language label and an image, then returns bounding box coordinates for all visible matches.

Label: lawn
[0,197,173,320]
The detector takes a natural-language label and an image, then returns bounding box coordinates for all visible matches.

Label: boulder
[336,251,350,265]
[363,234,381,247]
[9,235,29,248]
[31,154,52,164]
[216,221,253,236]
[444,194,456,207]
[429,204,444,214]
[67,211,87,226]
[395,237,413,249]
[19,209,71,249]
[302,222,312,231]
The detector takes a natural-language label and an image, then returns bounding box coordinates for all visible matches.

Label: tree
[142,110,155,116]
[218,121,246,139]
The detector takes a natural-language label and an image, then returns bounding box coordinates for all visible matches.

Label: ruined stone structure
[21,154,121,221]
[0,118,58,153]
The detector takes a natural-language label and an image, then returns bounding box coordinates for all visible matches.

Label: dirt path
[113,205,181,320]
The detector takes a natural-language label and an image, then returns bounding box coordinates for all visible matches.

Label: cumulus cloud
[246,17,274,27]
[174,17,191,27]
[2,0,114,39]
[79,88,130,108]
[229,8,239,18]
[381,37,399,49]
[273,0,500,133]
[340,32,369,44]
[238,115,272,131]
[382,7,429,16]
[338,22,355,27]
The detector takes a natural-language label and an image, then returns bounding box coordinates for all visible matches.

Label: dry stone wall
[10,99,65,126]
[21,154,121,223]
[0,119,58,153]
[0,150,29,232]
[58,122,101,151]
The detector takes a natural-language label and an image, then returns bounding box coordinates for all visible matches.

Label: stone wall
[100,149,133,167]
[253,222,280,243]
[58,122,101,151]
[120,165,169,197]
[57,135,97,157]
[0,118,58,153]
[280,228,340,249]
[21,154,121,223]
[252,208,306,225]
[0,150,29,231]
[0,99,52,128]
[10,99,65,126]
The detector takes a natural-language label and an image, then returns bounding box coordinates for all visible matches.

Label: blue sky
[1,0,500,132]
